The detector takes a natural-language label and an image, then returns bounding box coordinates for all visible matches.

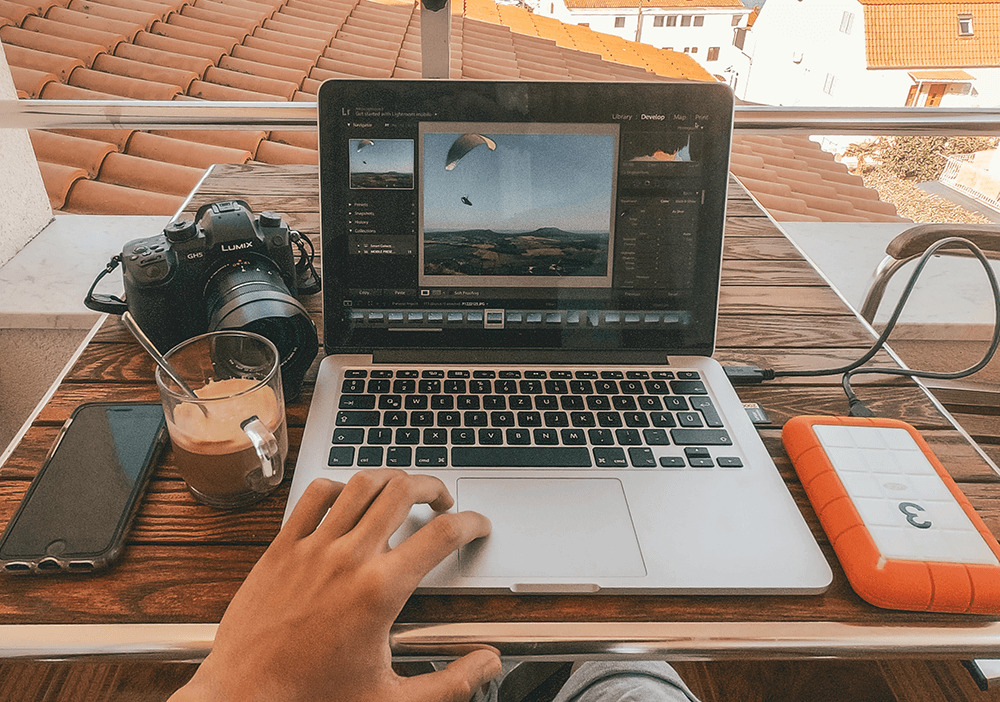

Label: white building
[534,0,751,78]
[737,0,1000,107]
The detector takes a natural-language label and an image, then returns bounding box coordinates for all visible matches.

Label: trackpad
[457,478,646,578]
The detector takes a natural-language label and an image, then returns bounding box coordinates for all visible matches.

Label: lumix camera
[85,200,320,398]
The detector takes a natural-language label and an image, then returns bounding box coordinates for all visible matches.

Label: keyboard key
[717,457,744,468]
[597,412,622,427]
[525,370,547,379]
[595,380,618,394]
[587,396,611,410]
[424,428,448,444]
[445,380,467,393]
[483,395,506,410]
[650,412,676,428]
[652,371,675,379]
[383,411,407,426]
[593,447,627,467]
[588,428,614,445]
[551,370,573,379]
[570,380,594,394]
[451,428,476,444]
[545,380,568,394]
[333,428,364,444]
[510,395,533,410]
[367,379,390,393]
[543,411,569,427]
[499,370,521,378]
[448,370,470,378]
[626,371,650,379]
[411,411,434,426]
[575,370,598,379]
[663,397,689,411]
[368,428,393,444]
[684,447,711,458]
[473,370,496,378]
[337,411,380,426]
[677,412,704,428]
[690,397,724,428]
[479,428,504,445]
[339,394,376,409]
[519,380,542,394]
[470,380,492,394]
[535,396,559,410]
[507,428,531,445]
[422,370,444,378]
[393,379,415,394]
[452,447,592,467]
[644,380,670,394]
[659,456,686,468]
[517,411,542,427]
[405,395,428,410]
[534,428,559,445]
[370,370,393,378]
[344,369,367,378]
[342,378,366,393]
[431,395,454,410]
[642,428,670,445]
[491,411,515,427]
[616,428,641,445]
[562,428,586,445]
[328,446,355,466]
[386,446,411,467]
[628,447,656,467]
[624,412,649,428]
[419,379,442,394]
[561,396,585,410]
[496,380,518,394]
[378,395,402,410]
[671,380,707,395]
[397,370,419,378]
[571,412,596,427]
[637,396,662,411]
[620,381,644,394]
[458,395,480,409]
[416,446,448,467]
[600,371,624,379]
[438,411,461,426]
[464,411,488,427]
[672,429,732,446]
[677,371,701,380]
[395,428,420,444]
[688,457,715,468]
[357,446,383,466]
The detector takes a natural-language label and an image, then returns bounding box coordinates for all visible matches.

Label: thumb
[403,649,502,702]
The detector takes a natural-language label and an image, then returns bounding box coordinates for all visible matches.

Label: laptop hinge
[371,349,671,365]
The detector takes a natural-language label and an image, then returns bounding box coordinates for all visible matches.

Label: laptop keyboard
[329,368,744,470]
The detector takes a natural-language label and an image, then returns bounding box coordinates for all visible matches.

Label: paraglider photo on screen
[349,138,415,189]
[419,122,618,289]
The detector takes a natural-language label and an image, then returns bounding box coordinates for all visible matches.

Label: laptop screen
[318,80,733,356]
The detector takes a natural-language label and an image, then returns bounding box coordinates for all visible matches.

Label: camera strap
[84,254,129,315]
[291,230,321,296]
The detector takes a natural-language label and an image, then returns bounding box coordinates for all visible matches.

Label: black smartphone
[0,402,167,574]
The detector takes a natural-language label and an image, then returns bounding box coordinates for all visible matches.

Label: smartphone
[0,402,167,574]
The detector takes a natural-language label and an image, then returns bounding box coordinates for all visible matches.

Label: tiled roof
[2,0,901,221]
[562,0,743,9]
[861,0,1000,68]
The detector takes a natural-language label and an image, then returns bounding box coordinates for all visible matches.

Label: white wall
[0,41,52,268]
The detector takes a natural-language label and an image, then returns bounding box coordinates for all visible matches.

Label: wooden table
[3,164,1000,699]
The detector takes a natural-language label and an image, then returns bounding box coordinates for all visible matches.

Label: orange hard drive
[783,415,1000,614]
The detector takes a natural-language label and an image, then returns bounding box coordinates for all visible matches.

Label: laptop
[284,80,832,594]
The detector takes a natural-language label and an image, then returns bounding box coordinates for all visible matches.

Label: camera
[86,200,320,399]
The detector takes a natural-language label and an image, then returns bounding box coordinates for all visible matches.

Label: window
[823,73,836,95]
[732,14,743,26]
[614,16,625,27]
[579,21,589,26]
[691,46,698,53]
[550,3,554,12]
[733,26,746,50]
[681,15,691,26]
[707,46,720,60]
[839,11,854,33]
[653,15,664,27]
[693,15,704,26]
[958,13,974,35]
[666,15,677,26]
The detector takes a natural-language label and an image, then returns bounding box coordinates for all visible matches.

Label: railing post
[421,0,452,79]
[0,42,52,267]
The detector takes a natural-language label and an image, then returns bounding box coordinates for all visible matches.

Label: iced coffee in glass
[156,331,287,509]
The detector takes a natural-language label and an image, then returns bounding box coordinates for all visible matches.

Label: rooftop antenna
[421,0,451,79]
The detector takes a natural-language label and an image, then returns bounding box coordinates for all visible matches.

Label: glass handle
[241,415,280,485]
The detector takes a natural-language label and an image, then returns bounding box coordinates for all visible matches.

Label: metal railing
[939,153,1000,213]
[2,99,1000,134]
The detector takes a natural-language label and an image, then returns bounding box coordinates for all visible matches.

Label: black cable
[725,236,1000,416]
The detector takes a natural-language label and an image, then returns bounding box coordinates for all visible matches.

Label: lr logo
[899,502,932,529]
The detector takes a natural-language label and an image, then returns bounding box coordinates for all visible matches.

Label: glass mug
[156,331,288,509]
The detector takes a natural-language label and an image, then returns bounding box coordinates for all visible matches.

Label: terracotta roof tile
[261,15,335,40]
[4,0,62,16]
[186,77,282,99]
[134,29,227,61]
[218,55,307,84]
[0,25,106,66]
[251,25,329,49]
[127,131,252,168]
[267,129,317,150]
[67,0,158,30]
[862,0,1000,68]
[254,138,318,164]
[179,4,262,30]
[2,42,85,81]
[45,6,143,41]
[97,151,205,195]
[9,64,58,97]
[230,44,316,71]
[63,178,183,214]
[149,19,239,51]
[36,161,89,209]
[166,11,252,40]
[21,14,126,50]
[92,52,199,89]
[52,127,134,150]
[275,3,345,28]
[95,0,182,15]
[242,33,324,60]
[113,40,212,74]
[0,1,33,24]
[200,65,297,98]
[29,129,116,176]
[39,79,118,98]
[191,0,271,20]
[151,128,267,153]
[70,65,183,98]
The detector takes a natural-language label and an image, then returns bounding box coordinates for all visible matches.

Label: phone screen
[0,403,166,560]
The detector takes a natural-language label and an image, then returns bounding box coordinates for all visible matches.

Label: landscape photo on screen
[349,138,415,189]
[419,123,618,288]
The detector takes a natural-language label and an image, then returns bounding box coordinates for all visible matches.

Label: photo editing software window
[337,114,708,341]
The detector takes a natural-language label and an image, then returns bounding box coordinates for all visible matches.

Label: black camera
[85,200,320,399]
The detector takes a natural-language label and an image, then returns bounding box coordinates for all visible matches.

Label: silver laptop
[284,80,832,594]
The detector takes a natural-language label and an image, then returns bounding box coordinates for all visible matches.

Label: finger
[384,510,492,593]
[279,478,345,541]
[314,469,405,539]
[402,649,502,702]
[354,473,453,547]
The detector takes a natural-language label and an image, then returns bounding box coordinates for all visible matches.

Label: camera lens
[204,254,318,399]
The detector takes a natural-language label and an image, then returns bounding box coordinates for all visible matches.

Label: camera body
[118,200,318,398]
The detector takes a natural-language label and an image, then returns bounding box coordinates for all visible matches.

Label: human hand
[171,471,500,701]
